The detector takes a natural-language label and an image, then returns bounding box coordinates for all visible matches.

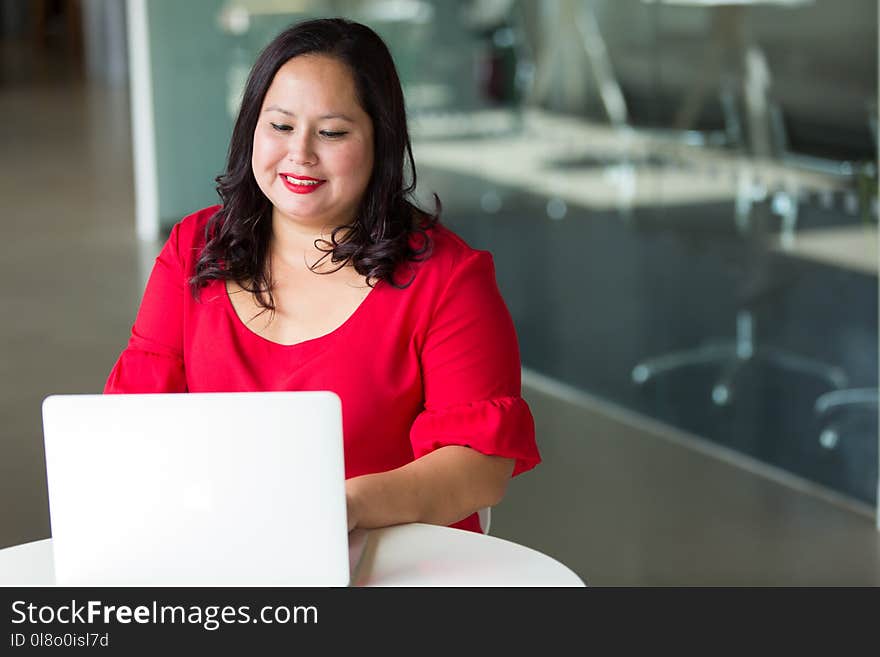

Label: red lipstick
[279,173,326,195]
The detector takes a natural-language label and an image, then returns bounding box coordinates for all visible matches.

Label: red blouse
[105,205,540,533]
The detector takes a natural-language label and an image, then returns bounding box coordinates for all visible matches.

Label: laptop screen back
[41,391,348,586]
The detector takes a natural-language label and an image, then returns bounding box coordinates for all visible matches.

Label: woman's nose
[287,132,317,166]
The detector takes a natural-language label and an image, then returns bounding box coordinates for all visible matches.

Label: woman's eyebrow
[263,105,354,122]
[263,104,293,116]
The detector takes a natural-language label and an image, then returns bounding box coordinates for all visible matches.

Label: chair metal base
[631,312,848,407]
[813,388,878,449]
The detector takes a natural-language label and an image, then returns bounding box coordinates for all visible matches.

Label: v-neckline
[222,278,382,349]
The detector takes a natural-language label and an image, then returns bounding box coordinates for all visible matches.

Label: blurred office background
[1,0,878,584]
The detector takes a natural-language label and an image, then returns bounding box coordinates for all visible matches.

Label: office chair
[813,122,879,450]
[815,387,878,448]
[478,507,492,535]
[631,25,851,406]
[815,389,878,449]
[631,174,849,405]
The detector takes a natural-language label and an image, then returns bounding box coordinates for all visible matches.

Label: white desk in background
[411,109,849,216]
[775,225,878,276]
[0,523,585,587]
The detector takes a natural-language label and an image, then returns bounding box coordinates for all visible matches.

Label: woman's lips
[279,173,326,195]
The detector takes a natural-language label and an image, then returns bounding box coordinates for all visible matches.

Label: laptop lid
[41,391,349,586]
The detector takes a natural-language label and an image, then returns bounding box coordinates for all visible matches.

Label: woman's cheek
[253,131,279,170]
[253,139,268,170]
[339,143,373,177]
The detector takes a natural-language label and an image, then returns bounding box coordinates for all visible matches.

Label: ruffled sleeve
[104,220,189,394]
[410,396,538,475]
[409,249,540,476]
[104,334,187,394]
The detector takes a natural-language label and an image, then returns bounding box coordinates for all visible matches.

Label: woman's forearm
[345,446,515,530]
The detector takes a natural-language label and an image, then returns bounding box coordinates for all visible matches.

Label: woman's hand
[345,478,362,532]
[342,447,514,531]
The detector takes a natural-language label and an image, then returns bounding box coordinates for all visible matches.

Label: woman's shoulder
[417,221,491,279]
[173,204,222,250]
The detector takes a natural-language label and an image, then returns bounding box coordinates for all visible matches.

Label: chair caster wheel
[712,384,731,406]
[819,429,839,450]
[632,365,649,384]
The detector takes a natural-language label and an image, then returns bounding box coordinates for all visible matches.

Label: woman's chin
[272,205,335,229]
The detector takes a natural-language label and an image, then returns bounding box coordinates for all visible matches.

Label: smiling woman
[252,55,374,234]
[104,18,540,534]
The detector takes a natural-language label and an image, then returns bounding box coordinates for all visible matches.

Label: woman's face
[252,54,374,232]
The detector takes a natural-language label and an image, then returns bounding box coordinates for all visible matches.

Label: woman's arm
[345,446,515,531]
[105,219,189,394]
[351,247,537,532]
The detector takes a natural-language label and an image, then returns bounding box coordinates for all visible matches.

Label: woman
[106,18,539,534]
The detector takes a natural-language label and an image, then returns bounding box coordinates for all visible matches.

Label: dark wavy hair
[190,17,438,309]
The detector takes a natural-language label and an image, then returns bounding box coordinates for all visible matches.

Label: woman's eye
[320,130,348,138]
[270,122,292,132]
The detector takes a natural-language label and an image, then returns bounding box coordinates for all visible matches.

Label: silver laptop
[41,391,355,586]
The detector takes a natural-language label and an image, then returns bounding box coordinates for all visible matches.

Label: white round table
[0,524,584,587]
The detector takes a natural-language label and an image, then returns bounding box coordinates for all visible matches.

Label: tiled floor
[2,39,878,584]
[498,372,880,585]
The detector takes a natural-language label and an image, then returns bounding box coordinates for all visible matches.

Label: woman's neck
[270,213,352,274]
